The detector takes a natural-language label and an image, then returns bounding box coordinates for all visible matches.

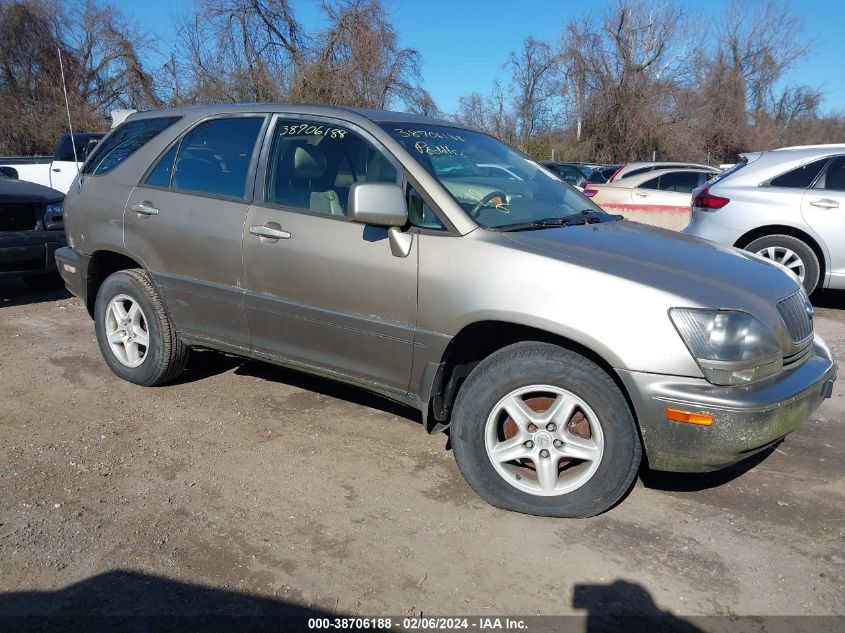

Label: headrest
[291,145,327,180]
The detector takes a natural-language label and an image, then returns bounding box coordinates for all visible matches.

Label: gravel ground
[1,277,843,625]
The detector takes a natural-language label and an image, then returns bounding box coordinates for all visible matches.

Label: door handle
[130,203,159,216]
[249,224,291,240]
[809,198,839,209]
[634,191,649,197]
[52,168,61,172]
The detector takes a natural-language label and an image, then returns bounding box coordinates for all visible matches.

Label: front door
[124,115,268,349]
[242,117,417,394]
[802,155,845,284]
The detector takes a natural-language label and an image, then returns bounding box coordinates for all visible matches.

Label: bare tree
[507,37,561,141]
[287,0,421,109]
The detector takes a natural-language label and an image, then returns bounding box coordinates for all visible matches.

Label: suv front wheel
[94,269,189,386]
[745,234,820,295]
[450,342,641,517]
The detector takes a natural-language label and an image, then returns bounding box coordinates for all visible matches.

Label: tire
[94,269,189,386]
[745,234,820,295]
[23,272,65,291]
[450,342,641,518]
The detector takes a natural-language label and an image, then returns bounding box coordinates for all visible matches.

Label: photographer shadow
[0,569,339,633]
[573,580,701,633]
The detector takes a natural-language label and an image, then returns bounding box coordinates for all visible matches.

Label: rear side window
[144,145,178,188]
[83,117,180,176]
[639,176,660,190]
[769,158,829,188]
[657,171,703,193]
[554,165,583,184]
[818,156,845,191]
[169,117,265,199]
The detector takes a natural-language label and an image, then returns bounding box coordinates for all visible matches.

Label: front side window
[769,158,829,189]
[408,186,445,230]
[265,120,398,216]
[83,117,180,176]
[381,124,611,230]
[168,117,265,199]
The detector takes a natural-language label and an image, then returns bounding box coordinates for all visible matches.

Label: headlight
[43,201,64,229]
[669,308,782,386]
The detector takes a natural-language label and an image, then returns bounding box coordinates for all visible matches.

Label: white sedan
[586,168,719,230]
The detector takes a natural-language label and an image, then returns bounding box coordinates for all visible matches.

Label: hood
[0,178,64,204]
[500,219,799,305]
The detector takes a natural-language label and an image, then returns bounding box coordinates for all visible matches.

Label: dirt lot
[1,277,843,625]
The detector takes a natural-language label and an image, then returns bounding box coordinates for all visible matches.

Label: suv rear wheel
[94,269,189,386]
[745,234,820,295]
[450,342,641,517]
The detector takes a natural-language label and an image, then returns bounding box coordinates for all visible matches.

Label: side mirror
[348,182,408,227]
[0,166,19,179]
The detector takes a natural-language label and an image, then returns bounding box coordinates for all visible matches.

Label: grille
[777,290,813,344]
[0,203,40,231]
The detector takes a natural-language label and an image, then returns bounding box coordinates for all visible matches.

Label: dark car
[538,161,591,186]
[0,170,65,290]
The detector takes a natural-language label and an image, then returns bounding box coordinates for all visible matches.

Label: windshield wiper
[498,210,621,232]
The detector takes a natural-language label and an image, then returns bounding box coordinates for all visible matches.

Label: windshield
[380,124,615,230]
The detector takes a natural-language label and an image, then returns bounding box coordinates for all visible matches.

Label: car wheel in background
[450,342,641,518]
[745,234,820,295]
[94,269,189,386]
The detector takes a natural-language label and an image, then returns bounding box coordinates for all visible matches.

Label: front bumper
[0,230,65,278]
[54,246,91,303]
[618,337,837,472]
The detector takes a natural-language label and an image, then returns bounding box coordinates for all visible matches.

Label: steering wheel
[470,191,509,217]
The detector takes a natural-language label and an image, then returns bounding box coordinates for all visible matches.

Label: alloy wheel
[484,385,604,496]
[757,245,806,283]
[104,294,150,368]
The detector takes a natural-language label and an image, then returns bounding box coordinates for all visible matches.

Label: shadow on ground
[639,444,777,492]
[813,288,845,310]
[0,570,338,632]
[0,277,70,308]
[175,349,423,424]
[574,580,702,632]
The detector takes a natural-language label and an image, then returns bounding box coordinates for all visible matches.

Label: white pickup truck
[0,133,105,194]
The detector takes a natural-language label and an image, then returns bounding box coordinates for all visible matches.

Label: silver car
[55,105,836,517]
[683,144,845,294]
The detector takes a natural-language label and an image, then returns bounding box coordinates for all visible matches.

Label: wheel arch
[85,250,146,317]
[422,320,636,435]
[734,225,827,284]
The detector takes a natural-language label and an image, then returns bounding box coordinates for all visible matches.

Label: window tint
[657,171,703,193]
[625,167,653,179]
[265,120,398,216]
[144,144,178,188]
[56,134,102,162]
[83,117,180,176]
[820,156,845,191]
[408,187,445,230]
[769,158,829,188]
[171,117,264,199]
[554,165,583,184]
[639,176,660,190]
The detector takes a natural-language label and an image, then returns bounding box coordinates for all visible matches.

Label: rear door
[124,114,268,350]
[802,155,845,284]
[633,171,706,209]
